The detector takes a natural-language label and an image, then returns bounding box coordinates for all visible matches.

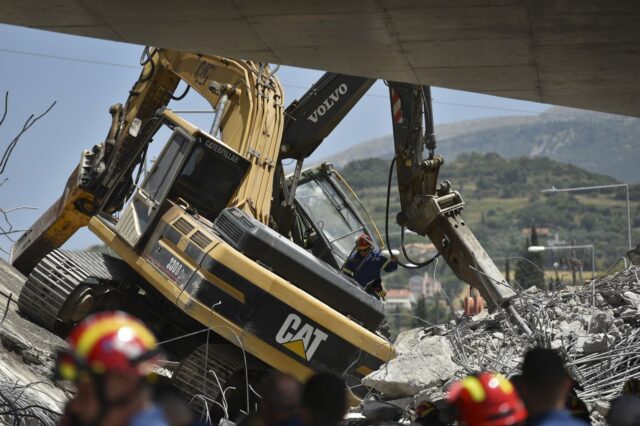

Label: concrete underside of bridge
[1,0,639,117]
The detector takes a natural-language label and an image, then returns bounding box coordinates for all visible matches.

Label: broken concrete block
[363,336,462,398]
[590,310,614,333]
[492,332,504,340]
[393,328,425,355]
[0,329,32,353]
[558,320,584,339]
[550,339,563,350]
[622,291,640,308]
[21,350,43,365]
[582,334,609,354]
[603,291,624,307]
[553,307,564,318]
[619,308,638,321]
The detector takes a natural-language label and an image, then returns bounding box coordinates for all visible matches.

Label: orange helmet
[356,233,373,250]
[448,372,527,426]
[56,311,162,381]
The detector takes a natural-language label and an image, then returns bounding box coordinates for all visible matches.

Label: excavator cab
[290,163,383,269]
[111,109,250,248]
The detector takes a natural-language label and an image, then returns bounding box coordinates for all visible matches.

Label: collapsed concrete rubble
[360,265,640,424]
[2,255,639,425]
[0,260,68,425]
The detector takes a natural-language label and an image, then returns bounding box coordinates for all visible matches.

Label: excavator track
[18,249,138,332]
[172,344,246,419]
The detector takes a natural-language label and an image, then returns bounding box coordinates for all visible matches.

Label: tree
[0,91,55,255]
[580,214,596,231]
[412,294,427,327]
[514,226,545,289]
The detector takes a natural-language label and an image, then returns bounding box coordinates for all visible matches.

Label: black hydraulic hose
[421,87,434,136]
[171,84,190,101]
[400,226,440,267]
[384,156,440,269]
[133,144,149,186]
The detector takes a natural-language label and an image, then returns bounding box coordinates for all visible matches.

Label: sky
[0,23,550,254]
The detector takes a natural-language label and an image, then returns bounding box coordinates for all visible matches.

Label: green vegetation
[514,226,544,289]
[340,153,640,290]
[436,117,640,184]
[325,107,640,184]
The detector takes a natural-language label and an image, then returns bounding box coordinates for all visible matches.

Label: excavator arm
[272,71,521,314]
[195,61,520,314]
[273,73,375,234]
[12,48,284,274]
[386,82,517,309]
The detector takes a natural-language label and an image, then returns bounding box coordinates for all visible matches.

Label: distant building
[385,289,415,311]
[402,243,437,263]
[547,233,568,247]
[408,275,423,294]
[409,273,441,298]
[521,227,551,237]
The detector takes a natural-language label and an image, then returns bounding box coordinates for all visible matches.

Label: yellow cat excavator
[10,47,525,415]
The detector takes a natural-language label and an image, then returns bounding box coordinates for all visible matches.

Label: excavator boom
[12,48,284,274]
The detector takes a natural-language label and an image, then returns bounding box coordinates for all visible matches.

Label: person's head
[520,347,571,416]
[302,373,348,426]
[606,395,640,426]
[623,378,640,396]
[447,372,527,426]
[56,311,163,426]
[355,233,373,256]
[258,371,302,426]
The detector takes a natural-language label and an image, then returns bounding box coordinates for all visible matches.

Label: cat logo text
[275,313,328,361]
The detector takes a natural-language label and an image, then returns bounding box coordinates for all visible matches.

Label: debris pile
[0,260,67,425]
[362,265,640,421]
[0,324,67,426]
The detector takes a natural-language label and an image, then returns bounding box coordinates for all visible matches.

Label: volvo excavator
[10,47,526,416]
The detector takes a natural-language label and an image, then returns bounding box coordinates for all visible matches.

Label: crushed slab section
[362,335,461,398]
[361,266,640,425]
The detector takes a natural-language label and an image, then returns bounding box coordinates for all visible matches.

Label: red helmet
[356,233,373,250]
[448,372,527,426]
[56,311,162,381]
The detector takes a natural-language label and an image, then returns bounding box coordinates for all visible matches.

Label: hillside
[321,107,640,183]
[340,154,640,289]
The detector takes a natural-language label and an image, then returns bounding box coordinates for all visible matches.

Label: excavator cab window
[170,138,249,222]
[292,164,380,268]
[143,129,192,202]
[113,117,249,247]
